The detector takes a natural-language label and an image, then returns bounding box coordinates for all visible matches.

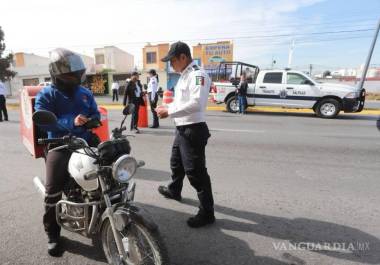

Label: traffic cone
[138,94,148,128]
[92,107,110,142]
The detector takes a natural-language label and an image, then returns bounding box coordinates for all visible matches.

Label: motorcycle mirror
[32,110,58,126]
[123,103,135,116]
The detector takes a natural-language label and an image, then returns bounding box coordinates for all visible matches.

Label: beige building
[193,41,233,69]
[8,51,95,96]
[94,46,134,73]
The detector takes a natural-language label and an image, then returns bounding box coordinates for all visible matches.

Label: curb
[7,103,380,115]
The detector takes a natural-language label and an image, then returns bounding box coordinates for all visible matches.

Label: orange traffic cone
[138,94,148,128]
[92,106,110,142]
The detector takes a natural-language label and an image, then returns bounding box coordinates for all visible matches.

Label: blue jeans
[238,95,247,113]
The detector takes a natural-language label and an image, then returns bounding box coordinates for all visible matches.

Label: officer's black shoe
[158,186,182,201]
[187,211,215,228]
[47,237,61,257]
[150,125,159,128]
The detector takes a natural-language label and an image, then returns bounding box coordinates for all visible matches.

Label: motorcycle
[32,104,170,265]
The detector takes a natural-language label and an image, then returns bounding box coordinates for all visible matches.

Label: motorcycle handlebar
[37,137,67,145]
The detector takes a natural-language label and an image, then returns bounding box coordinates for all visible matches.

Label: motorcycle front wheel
[100,218,169,265]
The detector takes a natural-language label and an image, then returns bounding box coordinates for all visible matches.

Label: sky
[0,0,379,72]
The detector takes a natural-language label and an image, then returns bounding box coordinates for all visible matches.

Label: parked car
[213,62,365,118]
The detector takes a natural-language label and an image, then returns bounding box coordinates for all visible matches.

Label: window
[95,54,105,64]
[22,78,39,86]
[287,73,310,85]
[146,52,157,64]
[263,72,283,84]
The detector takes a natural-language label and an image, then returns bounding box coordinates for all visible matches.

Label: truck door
[254,72,284,106]
[285,72,320,108]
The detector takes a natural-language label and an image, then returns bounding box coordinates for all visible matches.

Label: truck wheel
[316,98,341,118]
[226,96,239,113]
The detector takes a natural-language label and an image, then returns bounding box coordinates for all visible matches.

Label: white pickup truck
[212,62,365,118]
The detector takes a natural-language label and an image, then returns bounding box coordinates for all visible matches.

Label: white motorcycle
[32,104,169,265]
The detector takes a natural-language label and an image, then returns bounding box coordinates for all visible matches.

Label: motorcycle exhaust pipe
[33,176,46,198]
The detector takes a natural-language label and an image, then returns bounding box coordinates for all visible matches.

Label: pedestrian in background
[156,41,215,228]
[147,69,159,128]
[237,73,248,114]
[111,81,119,102]
[0,80,9,122]
[123,72,144,133]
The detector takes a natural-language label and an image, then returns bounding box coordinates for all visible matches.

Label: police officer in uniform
[156,41,215,228]
[147,69,159,128]
[34,48,100,256]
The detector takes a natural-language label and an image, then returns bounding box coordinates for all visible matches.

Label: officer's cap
[161,41,191,62]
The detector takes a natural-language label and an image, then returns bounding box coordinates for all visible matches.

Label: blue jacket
[34,85,100,141]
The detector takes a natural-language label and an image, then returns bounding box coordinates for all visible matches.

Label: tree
[0,26,16,82]
[322,70,331,78]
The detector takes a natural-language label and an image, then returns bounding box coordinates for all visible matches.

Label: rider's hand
[74,114,88,126]
[156,105,169,119]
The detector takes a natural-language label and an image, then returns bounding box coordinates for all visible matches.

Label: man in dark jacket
[237,73,248,114]
[123,72,144,133]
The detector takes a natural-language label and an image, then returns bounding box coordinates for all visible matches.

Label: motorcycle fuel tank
[68,148,99,191]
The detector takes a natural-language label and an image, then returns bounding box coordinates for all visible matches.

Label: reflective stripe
[44,202,57,207]
[45,191,62,198]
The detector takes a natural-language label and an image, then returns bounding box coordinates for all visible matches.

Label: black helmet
[49,48,86,87]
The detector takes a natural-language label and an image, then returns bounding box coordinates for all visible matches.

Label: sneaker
[47,237,61,257]
[158,186,182,201]
[187,211,215,228]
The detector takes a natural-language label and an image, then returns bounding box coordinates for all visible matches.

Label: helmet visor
[50,50,86,75]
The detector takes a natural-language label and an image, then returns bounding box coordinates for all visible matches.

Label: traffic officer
[34,48,100,256]
[147,69,159,128]
[156,41,215,228]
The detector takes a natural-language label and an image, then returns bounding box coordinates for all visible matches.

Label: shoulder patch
[195,76,205,86]
[192,64,200,71]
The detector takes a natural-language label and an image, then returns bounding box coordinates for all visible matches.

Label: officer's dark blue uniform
[35,85,100,141]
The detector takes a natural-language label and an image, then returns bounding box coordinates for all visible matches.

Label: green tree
[0,26,16,81]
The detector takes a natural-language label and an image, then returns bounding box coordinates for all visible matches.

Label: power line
[6,28,376,52]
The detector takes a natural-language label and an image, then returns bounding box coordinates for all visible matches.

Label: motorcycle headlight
[112,155,137,183]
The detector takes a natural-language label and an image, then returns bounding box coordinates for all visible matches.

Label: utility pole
[309,64,313,77]
[271,56,276,69]
[288,39,295,68]
[358,19,380,90]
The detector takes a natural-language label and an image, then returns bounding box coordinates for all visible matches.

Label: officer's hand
[74,114,89,126]
[156,105,169,119]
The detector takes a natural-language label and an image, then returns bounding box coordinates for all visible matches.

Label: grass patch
[366,93,380,101]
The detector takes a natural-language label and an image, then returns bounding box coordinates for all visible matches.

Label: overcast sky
[1,0,379,72]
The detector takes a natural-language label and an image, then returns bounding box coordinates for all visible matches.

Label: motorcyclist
[34,48,100,256]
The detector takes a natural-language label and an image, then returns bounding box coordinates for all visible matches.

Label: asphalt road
[0,109,379,265]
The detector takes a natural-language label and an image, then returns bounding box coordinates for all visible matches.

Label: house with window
[94,46,134,73]
[141,43,170,89]
[7,52,95,96]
